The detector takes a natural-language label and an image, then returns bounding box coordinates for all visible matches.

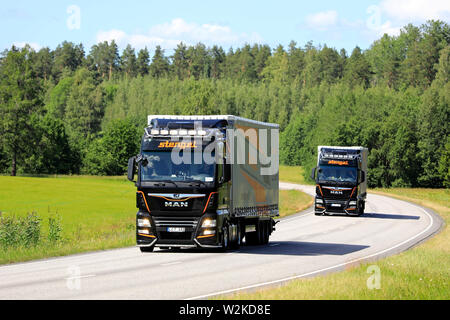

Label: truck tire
[230,223,241,249]
[221,226,229,251]
[357,201,365,216]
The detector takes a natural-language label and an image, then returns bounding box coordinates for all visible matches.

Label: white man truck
[127,115,279,252]
[311,146,368,216]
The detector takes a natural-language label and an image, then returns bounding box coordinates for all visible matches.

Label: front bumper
[315,198,358,215]
[136,211,221,248]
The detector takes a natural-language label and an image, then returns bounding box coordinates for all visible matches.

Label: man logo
[165,201,188,208]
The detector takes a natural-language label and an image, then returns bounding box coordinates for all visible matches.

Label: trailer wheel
[263,220,270,244]
[230,223,241,249]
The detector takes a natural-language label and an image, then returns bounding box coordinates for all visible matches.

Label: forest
[0,20,448,188]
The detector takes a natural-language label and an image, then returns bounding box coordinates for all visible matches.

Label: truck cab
[311,146,368,216]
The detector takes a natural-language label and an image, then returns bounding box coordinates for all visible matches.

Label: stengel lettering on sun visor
[157,141,198,149]
[328,160,349,166]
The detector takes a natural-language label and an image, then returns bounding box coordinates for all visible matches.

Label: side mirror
[311,167,316,180]
[360,170,366,183]
[127,156,136,182]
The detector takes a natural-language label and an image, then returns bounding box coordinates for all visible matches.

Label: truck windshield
[317,165,357,183]
[140,151,215,183]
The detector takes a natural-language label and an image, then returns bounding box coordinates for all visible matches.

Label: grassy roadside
[279,166,314,185]
[0,175,312,265]
[279,189,313,218]
[216,188,449,300]
[0,175,137,264]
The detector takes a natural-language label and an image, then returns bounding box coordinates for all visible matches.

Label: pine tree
[136,47,150,76]
[149,45,169,78]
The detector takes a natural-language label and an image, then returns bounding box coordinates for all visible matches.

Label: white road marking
[185,203,435,300]
[161,261,181,266]
[65,274,96,280]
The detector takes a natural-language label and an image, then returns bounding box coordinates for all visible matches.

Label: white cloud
[96,18,263,50]
[305,11,339,31]
[380,0,450,22]
[12,42,41,51]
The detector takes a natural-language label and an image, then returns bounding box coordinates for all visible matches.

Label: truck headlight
[138,228,150,234]
[137,218,151,227]
[202,229,216,236]
[202,218,216,228]
[316,199,323,204]
[349,201,357,206]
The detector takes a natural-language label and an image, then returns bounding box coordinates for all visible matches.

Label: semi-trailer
[127,115,279,252]
[311,146,368,216]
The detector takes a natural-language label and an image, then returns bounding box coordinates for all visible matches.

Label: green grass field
[0,176,137,264]
[279,165,314,185]
[0,175,311,264]
[217,188,450,300]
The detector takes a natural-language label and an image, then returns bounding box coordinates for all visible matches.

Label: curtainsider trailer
[127,115,279,252]
[311,146,368,216]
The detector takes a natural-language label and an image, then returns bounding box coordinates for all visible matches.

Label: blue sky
[1,0,449,54]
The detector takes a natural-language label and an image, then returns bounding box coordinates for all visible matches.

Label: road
[0,183,442,300]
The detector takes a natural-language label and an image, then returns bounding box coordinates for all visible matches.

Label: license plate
[167,227,185,233]
[331,204,341,207]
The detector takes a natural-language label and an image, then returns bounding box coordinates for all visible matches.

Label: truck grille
[324,199,347,212]
[153,217,198,228]
[153,216,198,243]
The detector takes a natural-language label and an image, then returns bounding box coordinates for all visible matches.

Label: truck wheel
[358,202,365,216]
[230,223,241,249]
[263,220,270,245]
[140,246,154,253]
[221,226,229,250]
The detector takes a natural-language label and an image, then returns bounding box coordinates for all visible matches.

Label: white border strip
[185,202,435,300]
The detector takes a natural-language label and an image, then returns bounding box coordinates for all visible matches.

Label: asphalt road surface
[0,183,442,300]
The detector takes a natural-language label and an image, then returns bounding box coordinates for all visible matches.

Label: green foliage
[82,119,141,175]
[47,214,62,244]
[0,20,448,187]
[0,212,41,248]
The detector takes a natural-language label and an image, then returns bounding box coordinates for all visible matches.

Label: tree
[343,46,372,88]
[0,46,43,176]
[53,41,85,78]
[64,68,104,139]
[136,47,150,76]
[120,44,137,78]
[33,47,54,81]
[88,41,120,80]
[261,45,289,82]
[149,45,169,78]
[210,45,226,79]
[21,114,75,174]
[82,119,140,175]
[172,42,189,80]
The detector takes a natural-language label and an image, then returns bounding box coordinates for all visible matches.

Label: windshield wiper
[188,179,208,187]
[153,180,180,187]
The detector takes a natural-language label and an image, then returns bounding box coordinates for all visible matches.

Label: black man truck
[127,115,279,252]
[311,146,368,216]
